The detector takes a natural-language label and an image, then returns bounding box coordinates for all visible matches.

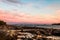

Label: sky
[0,0,60,24]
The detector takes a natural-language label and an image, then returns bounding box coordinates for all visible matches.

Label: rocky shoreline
[0,25,60,40]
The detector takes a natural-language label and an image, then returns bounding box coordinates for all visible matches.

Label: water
[37,25,60,29]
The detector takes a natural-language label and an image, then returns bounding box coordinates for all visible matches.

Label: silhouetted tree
[0,20,6,26]
[52,23,60,25]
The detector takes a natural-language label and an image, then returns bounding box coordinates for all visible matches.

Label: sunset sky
[0,0,60,24]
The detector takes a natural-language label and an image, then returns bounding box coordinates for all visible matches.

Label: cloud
[56,10,60,14]
[0,9,46,24]
[0,9,41,23]
[6,0,20,3]
[0,8,60,24]
[0,0,39,8]
[1,0,21,4]
[48,3,60,10]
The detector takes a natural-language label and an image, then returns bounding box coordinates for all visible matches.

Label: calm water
[37,25,60,29]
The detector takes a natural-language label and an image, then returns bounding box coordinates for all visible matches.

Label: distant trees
[52,23,60,25]
[0,20,6,26]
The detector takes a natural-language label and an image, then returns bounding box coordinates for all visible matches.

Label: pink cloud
[56,10,60,14]
[0,9,60,24]
[0,9,37,23]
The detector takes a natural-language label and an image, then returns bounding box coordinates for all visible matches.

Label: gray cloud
[1,0,22,4]
[6,0,20,3]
